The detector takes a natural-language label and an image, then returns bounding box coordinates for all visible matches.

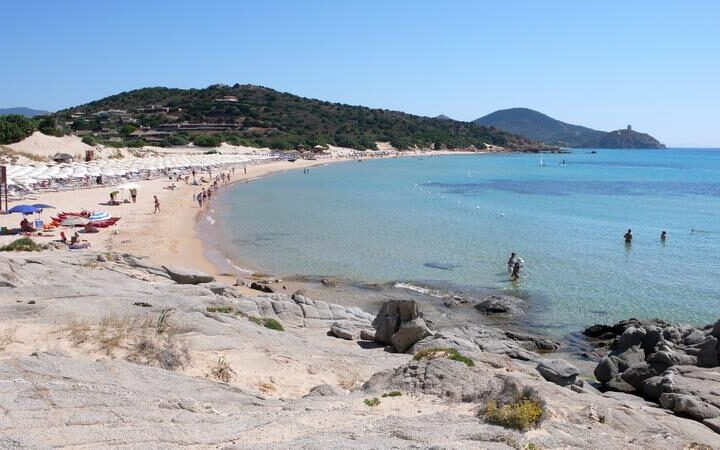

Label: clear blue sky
[2,1,719,146]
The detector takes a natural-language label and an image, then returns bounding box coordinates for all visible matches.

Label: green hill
[474,108,664,149]
[55,85,556,151]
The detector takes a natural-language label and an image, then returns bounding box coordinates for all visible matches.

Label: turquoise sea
[209,150,720,335]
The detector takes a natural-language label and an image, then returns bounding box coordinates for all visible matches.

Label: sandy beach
[0,157,343,279]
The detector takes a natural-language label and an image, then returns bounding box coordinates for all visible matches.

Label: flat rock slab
[162,266,215,285]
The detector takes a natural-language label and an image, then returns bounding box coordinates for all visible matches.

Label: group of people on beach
[195,168,236,208]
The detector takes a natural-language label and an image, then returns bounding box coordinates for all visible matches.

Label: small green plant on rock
[364,397,381,407]
[262,318,284,331]
[206,305,234,314]
[413,347,475,367]
[249,316,284,331]
[0,237,45,252]
[381,391,403,398]
[483,398,543,431]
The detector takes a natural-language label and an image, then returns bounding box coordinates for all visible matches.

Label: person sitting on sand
[60,231,68,244]
[20,218,35,233]
[624,229,633,243]
[71,231,80,245]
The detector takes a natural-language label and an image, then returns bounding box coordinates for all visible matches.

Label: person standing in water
[511,261,522,280]
[507,252,517,272]
[660,230,667,241]
[624,229,633,243]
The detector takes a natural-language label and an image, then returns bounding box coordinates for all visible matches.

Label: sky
[2,1,719,147]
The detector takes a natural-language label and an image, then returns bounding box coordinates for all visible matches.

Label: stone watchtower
[627,124,632,131]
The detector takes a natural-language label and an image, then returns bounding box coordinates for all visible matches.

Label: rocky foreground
[0,251,718,449]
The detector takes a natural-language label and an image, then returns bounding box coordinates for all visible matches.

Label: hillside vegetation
[53,84,555,151]
[474,108,664,149]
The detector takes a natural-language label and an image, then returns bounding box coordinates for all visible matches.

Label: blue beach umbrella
[7,205,40,215]
[31,203,55,209]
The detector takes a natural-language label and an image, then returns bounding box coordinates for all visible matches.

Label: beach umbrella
[7,204,40,215]
[88,212,109,221]
[61,216,89,227]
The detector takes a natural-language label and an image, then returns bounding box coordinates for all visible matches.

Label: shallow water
[210,150,720,335]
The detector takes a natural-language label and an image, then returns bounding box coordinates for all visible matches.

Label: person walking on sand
[243,166,247,175]
[153,195,160,214]
[196,192,203,208]
[624,229,633,243]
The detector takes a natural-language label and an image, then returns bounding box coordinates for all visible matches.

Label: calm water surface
[210,150,720,334]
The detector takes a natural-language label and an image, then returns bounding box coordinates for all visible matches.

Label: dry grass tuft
[208,356,236,382]
[0,327,18,351]
[61,310,190,370]
[338,369,360,390]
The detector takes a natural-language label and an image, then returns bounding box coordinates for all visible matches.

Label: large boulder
[363,358,488,402]
[249,282,274,293]
[711,319,720,339]
[474,295,523,315]
[372,300,433,352]
[536,359,580,387]
[330,321,363,340]
[620,362,667,389]
[390,318,432,353]
[594,356,619,383]
[617,326,646,352]
[693,337,719,367]
[659,393,720,421]
[162,266,214,285]
[303,384,345,398]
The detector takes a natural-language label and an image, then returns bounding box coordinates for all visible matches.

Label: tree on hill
[0,115,35,144]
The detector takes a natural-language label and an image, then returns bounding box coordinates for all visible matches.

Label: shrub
[413,348,475,367]
[483,399,544,431]
[364,397,381,407]
[0,237,44,252]
[381,391,402,398]
[81,135,97,145]
[207,305,234,314]
[193,134,221,147]
[262,318,284,331]
[248,316,284,331]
